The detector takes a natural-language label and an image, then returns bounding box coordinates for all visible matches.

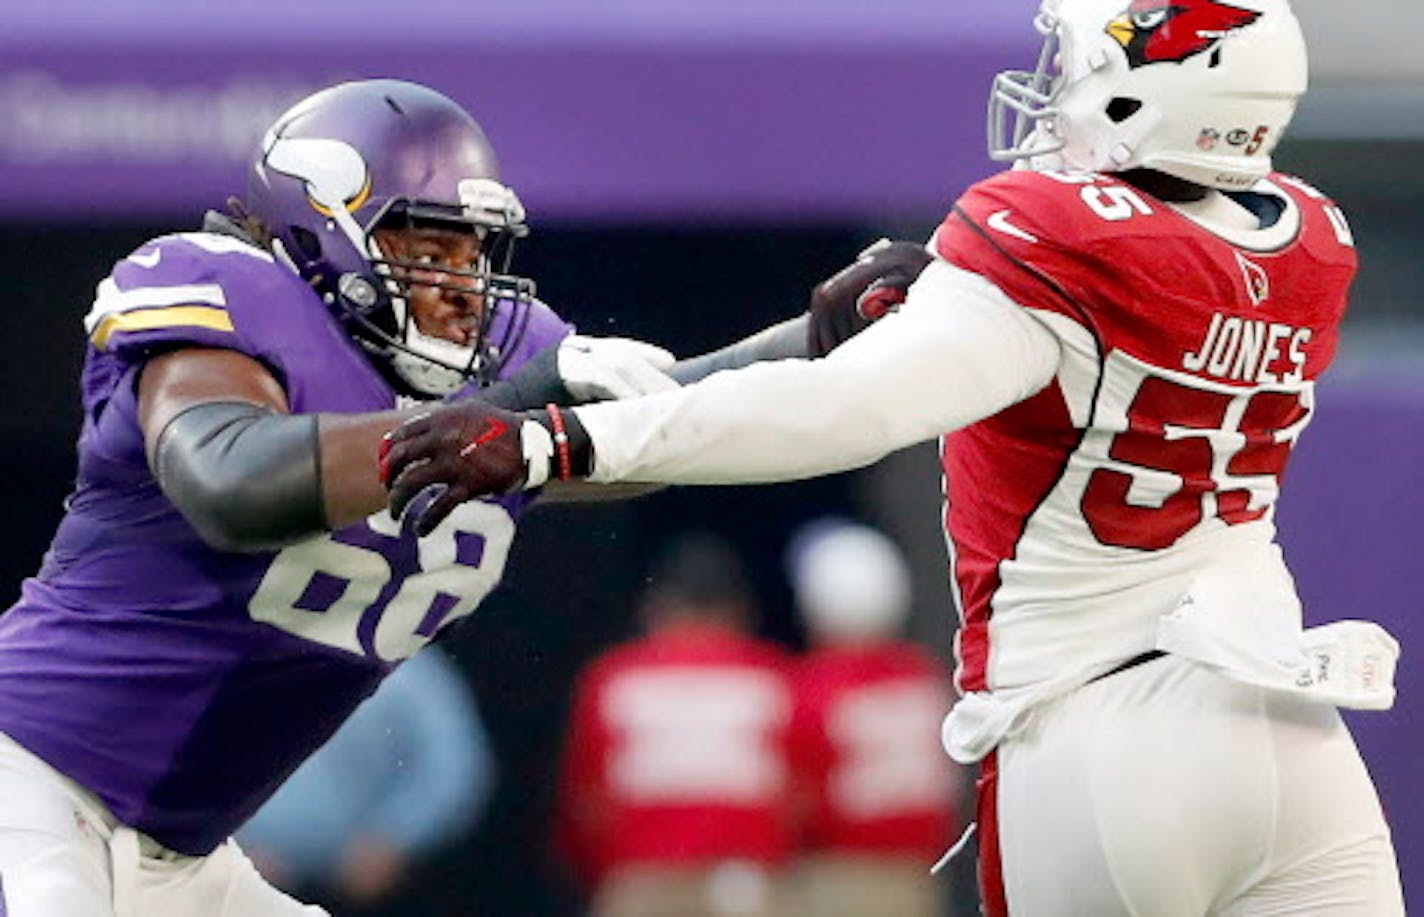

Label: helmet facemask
[988,10,1070,164]
[246,80,541,399]
[328,181,537,397]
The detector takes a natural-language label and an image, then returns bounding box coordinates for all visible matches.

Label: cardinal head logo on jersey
[1106,0,1262,68]
[1235,251,1270,307]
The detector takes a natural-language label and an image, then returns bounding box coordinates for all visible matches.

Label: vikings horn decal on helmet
[245,79,536,397]
[989,0,1307,190]
[1107,0,1262,69]
[264,138,373,217]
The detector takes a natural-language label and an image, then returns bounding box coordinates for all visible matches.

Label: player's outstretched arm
[142,328,691,549]
[142,331,687,550]
[395,238,934,510]
[139,347,428,550]
[463,237,932,408]
[382,260,1065,536]
[666,238,934,385]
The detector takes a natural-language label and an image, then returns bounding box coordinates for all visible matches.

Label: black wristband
[531,405,593,479]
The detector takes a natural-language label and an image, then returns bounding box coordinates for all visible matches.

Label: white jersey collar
[1166,179,1302,253]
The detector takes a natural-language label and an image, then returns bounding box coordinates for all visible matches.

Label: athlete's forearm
[154,399,433,551]
[667,315,810,384]
[663,237,935,385]
[317,408,427,529]
[153,402,327,552]
[573,261,1062,485]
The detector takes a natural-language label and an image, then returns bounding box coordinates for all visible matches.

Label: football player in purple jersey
[0,78,922,917]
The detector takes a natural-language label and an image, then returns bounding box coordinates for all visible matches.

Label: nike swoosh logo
[986,210,1039,244]
[459,417,510,457]
[128,248,162,268]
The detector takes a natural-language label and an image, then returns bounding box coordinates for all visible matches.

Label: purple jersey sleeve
[83,232,397,418]
[0,232,565,855]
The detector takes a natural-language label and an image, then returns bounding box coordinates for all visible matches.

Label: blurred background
[0,1,1420,913]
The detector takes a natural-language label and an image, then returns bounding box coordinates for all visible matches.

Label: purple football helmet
[246,79,536,396]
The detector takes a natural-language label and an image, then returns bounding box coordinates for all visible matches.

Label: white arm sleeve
[575,259,1064,484]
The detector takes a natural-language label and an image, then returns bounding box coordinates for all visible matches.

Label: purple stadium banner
[0,2,1038,222]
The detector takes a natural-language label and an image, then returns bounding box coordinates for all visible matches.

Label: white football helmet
[989,0,1308,189]
[788,521,913,642]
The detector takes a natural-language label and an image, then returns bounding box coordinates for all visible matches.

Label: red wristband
[545,403,573,481]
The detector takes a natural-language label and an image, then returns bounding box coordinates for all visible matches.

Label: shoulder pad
[85,233,279,356]
[945,169,1161,254]
[932,169,1188,331]
[83,233,341,379]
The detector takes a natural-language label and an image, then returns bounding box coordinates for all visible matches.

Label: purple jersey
[0,231,571,854]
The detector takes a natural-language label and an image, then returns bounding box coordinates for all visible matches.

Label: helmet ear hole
[290,226,323,264]
[1106,97,1144,123]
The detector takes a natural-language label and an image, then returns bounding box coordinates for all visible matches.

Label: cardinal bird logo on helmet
[1107,0,1261,68]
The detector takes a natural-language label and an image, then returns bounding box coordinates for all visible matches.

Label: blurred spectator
[785,520,967,917]
[238,647,494,916]
[556,532,796,917]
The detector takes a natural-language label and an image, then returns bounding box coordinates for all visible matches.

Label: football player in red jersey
[785,521,964,917]
[383,1,1404,912]
[555,534,797,917]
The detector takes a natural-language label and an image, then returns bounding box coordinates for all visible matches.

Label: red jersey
[930,168,1356,697]
[555,621,795,884]
[789,642,959,860]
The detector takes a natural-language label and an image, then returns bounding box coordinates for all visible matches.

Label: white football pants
[985,655,1403,916]
[0,733,326,917]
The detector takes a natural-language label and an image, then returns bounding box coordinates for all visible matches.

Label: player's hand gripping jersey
[0,231,570,855]
[932,169,1395,762]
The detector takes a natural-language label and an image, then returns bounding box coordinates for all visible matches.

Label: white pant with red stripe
[981,655,1402,916]
[0,733,326,917]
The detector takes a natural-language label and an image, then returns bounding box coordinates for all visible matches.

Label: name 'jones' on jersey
[931,168,1356,694]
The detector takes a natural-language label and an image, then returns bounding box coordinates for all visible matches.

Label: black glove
[806,238,933,357]
[381,400,590,536]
